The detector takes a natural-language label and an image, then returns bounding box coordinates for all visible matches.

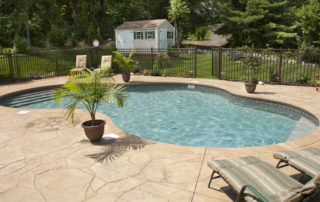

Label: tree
[168,0,190,48]
[215,0,297,48]
[296,0,320,63]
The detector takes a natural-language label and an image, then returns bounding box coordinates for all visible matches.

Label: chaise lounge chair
[207,156,320,202]
[70,55,87,77]
[94,55,112,72]
[274,147,320,177]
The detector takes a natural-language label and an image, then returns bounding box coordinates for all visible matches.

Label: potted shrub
[244,53,260,93]
[113,50,135,82]
[52,69,127,142]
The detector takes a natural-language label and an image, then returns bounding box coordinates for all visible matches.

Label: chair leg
[208,171,221,188]
[276,159,289,169]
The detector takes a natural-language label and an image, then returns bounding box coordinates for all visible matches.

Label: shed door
[117,30,133,49]
[159,29,167,49]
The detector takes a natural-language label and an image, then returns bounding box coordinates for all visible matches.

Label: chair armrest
[236,184,269,202]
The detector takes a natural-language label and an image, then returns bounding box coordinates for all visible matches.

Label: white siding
[133,29,157,49]
[159,29,167,49]
[115,20,175,50]
[116,30,133,49]
[159,20,175,48]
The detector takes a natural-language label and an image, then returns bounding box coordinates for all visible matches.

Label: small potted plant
[244,53,260,93]
[113,50,135,82]
[52,69,127,142]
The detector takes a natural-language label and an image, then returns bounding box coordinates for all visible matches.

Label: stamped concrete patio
[0,75,319,202]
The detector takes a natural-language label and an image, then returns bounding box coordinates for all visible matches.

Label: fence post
[151,48,154,72]
[279,49,283,84]
[211,48,214,76]
[55,54,58,76]
[218,47,222,79]
[15,55,21,81]
[194,48,197,78]
[90,48,93,67]
[8,54,14,82]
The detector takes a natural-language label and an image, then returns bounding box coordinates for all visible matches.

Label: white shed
[115,19,175,50]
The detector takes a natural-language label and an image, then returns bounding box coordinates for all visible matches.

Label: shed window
[145,31,155,39]
[167,32,174,39]
[134,32,144,40]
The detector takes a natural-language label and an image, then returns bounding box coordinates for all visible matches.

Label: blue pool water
[0,84,318,147]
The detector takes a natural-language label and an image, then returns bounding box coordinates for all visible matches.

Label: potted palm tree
[113,50,135,82]
[244,53,260,93]
[52,69,127,142]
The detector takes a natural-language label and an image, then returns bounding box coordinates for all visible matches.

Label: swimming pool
[0,84,318,147]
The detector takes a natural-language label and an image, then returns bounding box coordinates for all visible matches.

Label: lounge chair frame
[208,156,320,202]
[208,170,268,202]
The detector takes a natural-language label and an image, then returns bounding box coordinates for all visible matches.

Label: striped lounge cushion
[273,148,320,176]
[208,156,303,202]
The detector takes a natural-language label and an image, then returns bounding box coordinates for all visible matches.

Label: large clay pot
[245,83,257,93]
[122,73,131,82]
[81,120,106,142]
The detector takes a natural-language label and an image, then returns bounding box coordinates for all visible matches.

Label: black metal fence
[208,48,320,85]
[0,47,319,85]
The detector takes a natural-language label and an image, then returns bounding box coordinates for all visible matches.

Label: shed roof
[115,19,167,30]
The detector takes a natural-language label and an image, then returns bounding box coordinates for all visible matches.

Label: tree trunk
[174,21,180,48]
[72,0,79,40]
[298,36,313,64]
[23,0,31,48]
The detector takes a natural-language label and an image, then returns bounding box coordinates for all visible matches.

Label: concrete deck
[0,75,319,202]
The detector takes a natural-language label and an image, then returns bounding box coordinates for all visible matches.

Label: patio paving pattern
[0,75,319,201]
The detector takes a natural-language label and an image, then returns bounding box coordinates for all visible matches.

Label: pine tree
[216,0,297,48]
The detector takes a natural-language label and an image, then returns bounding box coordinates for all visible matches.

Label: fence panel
[196,48,213,78]
[219,48,320,85]
[0,55,11,83]
[117,48,195,77]
[1,47,319,86]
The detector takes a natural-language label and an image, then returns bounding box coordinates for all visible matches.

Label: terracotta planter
[245,83,257,93]
[122,73,131,82]
[81,120,106,142]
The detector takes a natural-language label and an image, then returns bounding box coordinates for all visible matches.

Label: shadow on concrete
[82,135,152,163]
[254,92,276,95]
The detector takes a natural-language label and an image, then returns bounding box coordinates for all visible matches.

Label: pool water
[0,84,318,147]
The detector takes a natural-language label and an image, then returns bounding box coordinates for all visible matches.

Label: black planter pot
[245,83,257,93]
[122,73,131,82]
[81,120,106,142]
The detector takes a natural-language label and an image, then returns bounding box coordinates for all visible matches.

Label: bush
[48,25,66,47]
[195,26,209,40]
[1,48,14,54]
[14,37,28,53]
[155,52,170,69]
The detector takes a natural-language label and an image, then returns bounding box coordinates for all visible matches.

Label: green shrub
[195,26,209,40]
[154,52,170,69]
[48,25,66,47]
[2,48,14,54]
[14,37,28,53]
